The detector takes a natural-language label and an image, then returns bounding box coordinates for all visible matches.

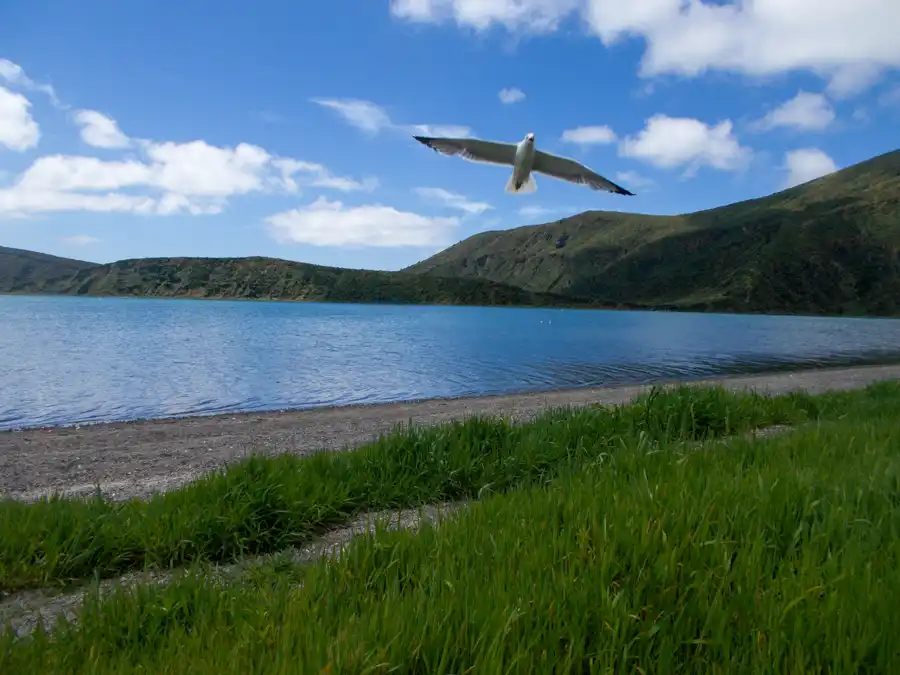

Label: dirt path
[3,363,900,502]
[0,424,797,639]
[0,501,466,639]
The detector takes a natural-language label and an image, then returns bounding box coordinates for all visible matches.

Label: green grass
[3,382,900,672]
[1,384,882,593]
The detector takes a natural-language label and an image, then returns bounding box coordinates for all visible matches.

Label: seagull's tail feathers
[505,173,537,195]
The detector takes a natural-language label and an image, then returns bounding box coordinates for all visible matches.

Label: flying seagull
[412,132,635,196]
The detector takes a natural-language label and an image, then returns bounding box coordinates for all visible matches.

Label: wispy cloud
[560,125,617,145]
[312,97,472,138]
[614,170,655,190]
[415,187,492,214]
[0,58,64,108]
[754,92,835,132]
[498,87,525,104]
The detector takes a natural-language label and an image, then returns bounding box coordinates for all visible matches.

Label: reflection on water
[2,295,900,430]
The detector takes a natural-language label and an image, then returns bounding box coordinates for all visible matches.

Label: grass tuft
[2,383,900,672]
[0,382,897,597]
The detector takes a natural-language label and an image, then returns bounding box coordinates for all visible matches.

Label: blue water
[2,295,900,430]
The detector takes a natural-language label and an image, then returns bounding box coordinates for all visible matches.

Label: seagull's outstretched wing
[532,150,635,195]
[413,136,517,167]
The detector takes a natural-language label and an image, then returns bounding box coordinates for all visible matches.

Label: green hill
[407,149,900,316]
[0,246,99,292]
[3,255,605,308]
[5,148,898,316]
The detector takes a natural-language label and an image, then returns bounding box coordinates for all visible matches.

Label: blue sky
[0,0,898,271]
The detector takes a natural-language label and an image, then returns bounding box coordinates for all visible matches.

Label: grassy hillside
[4,383,900,671]
[6,148,897,315]
[0,246,98,292]
[4,255,605,308]
[407,149,900,316]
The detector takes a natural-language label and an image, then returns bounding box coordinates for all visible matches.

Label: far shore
[3,363,900,503]
[6,291,900,320]
[0,290,631,312]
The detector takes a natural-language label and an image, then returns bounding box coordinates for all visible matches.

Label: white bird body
[508,134,537,194]
[413,132,634,196]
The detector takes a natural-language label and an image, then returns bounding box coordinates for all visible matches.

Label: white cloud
[7,143,273,215]
[266,196,459,247]
[390,0,580,32]
[414,186,492,214]
[73,110,130,148]
[825,63,885,99]
[313,97,472,138]
[141,140,273,197]
[390,1,900,94]
[783,148,838,188]
[756,92,835,132]
[1,140,375,217]
[0,189,157,216]
[560,125,617,145]
[498,87,526,104]
[61,234,100,246]
[17,155,153,192]
[517,204,580,220]
[271,158,378,194]
[311,98,393,133]
[619,115,751,173]
[407,123,473,137]
[0,59,61,106]
[614,170,654,189]
[312,174,380,192]
[0,61,376,227]
[0,86,40,151]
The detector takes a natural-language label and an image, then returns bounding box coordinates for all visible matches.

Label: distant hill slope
[407,149,900,316]
[4,255,605,308]
[0,246,99,292]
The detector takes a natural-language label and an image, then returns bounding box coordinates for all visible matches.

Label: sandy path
[2,363,900,501]
[0,425,796,638]
[0,501,466,638]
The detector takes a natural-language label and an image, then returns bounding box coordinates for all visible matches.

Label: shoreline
[3,362,900,502]
[7,356,900,435]
[6,291,900,321]
[0,290,606,312]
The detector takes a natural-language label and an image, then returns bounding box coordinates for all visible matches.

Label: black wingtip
[413,135,441,153]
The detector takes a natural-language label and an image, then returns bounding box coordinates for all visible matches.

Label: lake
[3,295,900,430]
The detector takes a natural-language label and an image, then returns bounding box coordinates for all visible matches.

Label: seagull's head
[525,132,535,143]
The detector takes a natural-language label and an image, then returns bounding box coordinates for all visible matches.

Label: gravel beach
[3,363,900,502]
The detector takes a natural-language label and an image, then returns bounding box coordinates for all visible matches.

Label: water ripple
[3,296,900,430]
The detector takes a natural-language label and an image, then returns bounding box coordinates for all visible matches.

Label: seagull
[412,132,635,196]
